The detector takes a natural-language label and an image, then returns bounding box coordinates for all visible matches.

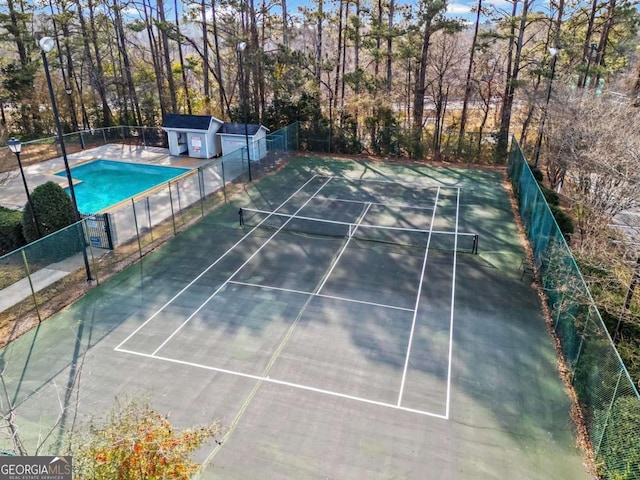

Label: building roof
[220,123,267,136]
[162,114,223,131]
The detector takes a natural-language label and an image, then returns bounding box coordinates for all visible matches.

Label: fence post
[146,197,153,242]
[222,161,227,204]
[168,182,177,235]
[131,199,143,258]
[21,250,42,323]
[102,128,107,144]
[284,128,289,155]
[142,127,147,147]
[198,168,205,218]
[594,369,624,457]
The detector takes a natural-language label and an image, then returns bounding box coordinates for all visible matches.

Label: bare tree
[545,87,640,244]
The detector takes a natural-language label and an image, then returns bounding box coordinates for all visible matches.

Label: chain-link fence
[508,138,640,480]
[0,122,299,344]
[299,123,496,164]
[0,126,170,174]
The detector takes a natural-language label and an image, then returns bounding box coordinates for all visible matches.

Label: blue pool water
[56,160,190,214]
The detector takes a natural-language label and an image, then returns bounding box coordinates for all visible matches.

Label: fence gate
[85,213,114,250]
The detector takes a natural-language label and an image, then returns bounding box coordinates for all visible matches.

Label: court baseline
[114,177,460,421]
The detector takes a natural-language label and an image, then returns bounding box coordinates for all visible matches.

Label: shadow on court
[0,157,591,480]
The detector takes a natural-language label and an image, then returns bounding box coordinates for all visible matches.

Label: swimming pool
[55,160,191,214]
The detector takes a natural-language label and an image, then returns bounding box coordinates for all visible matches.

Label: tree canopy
[0,0,637,160]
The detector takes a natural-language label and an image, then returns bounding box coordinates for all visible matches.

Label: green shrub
[550,205,574,242]
[21,182,84,263]
[529,164,543,182]
[0,206,26,254]
[540,184,560,206]
[22,181,76,242]
[595,396,640,480]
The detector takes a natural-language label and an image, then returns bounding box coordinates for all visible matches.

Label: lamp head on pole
[590,42,597,51]
[7,137,21,155]
[65,85,72,95]
[39,36,55,53]
[237,41,247,52]
[549,47,559,57]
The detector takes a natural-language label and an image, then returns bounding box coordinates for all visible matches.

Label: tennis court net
[240,207,478,254]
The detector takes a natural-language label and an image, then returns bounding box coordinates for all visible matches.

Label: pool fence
[0,123,299,338]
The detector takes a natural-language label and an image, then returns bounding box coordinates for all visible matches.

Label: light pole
[40,36,92,282]
[7,138,42,239]
[237,41,252,182]
[533,47,559,168]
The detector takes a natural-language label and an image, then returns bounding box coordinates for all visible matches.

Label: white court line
[115,347,447,420]
[114,175,324,352]
[227,280,414,312]
[314,195,436,211]
[149,177,334,356]
[397,187,441,407]
[444,188,461,419]
[325,175,458,189]
[315,202,372,294]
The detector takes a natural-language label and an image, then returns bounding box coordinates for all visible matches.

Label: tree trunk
[73,0,113,127]
[49,0,81,132]
[157,0,178,113]
[211,0,229,117]
[412,24,433,146]
[579,0,599,88]
[201,0,210,107]
[592,0,616,88]
[112,0,142,125]
[495,0,529,162]
[375,0,382,77]
[457,0,482,154]
[141,0,167,119]
[248,0,263,119]
[282,0,289,47]
[88,0,113,126]
[175,0,192,114]
[316,0,324,88]
[333,0,344,112]
[386,0,394,92]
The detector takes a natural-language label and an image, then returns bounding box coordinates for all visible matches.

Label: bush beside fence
[508,138,640,480]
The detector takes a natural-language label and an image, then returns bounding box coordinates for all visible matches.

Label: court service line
[444,188,461,419]
[227,280,414,312]
[326,175,458,189]
[148,177,335,356]
[115,347,447,420]
[396,187,441,407]
[315,202,373,294]
[315,195,436,211]
[114,175,324,352]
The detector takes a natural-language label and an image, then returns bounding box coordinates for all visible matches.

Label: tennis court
[0,158,591,479]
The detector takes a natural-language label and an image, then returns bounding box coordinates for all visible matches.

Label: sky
[277,0,551,23]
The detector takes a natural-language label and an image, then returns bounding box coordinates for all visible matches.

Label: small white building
[218,123,269,161]
[162,114,224,159]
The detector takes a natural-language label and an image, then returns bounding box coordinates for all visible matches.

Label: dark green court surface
[0,157,591,479]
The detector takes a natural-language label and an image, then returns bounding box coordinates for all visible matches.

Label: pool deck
[0,144,210,210]
[0,144,212,314]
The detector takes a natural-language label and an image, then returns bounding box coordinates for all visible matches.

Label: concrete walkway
[0,262,75,312]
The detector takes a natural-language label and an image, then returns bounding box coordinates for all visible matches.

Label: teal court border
[0,158,591,479]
